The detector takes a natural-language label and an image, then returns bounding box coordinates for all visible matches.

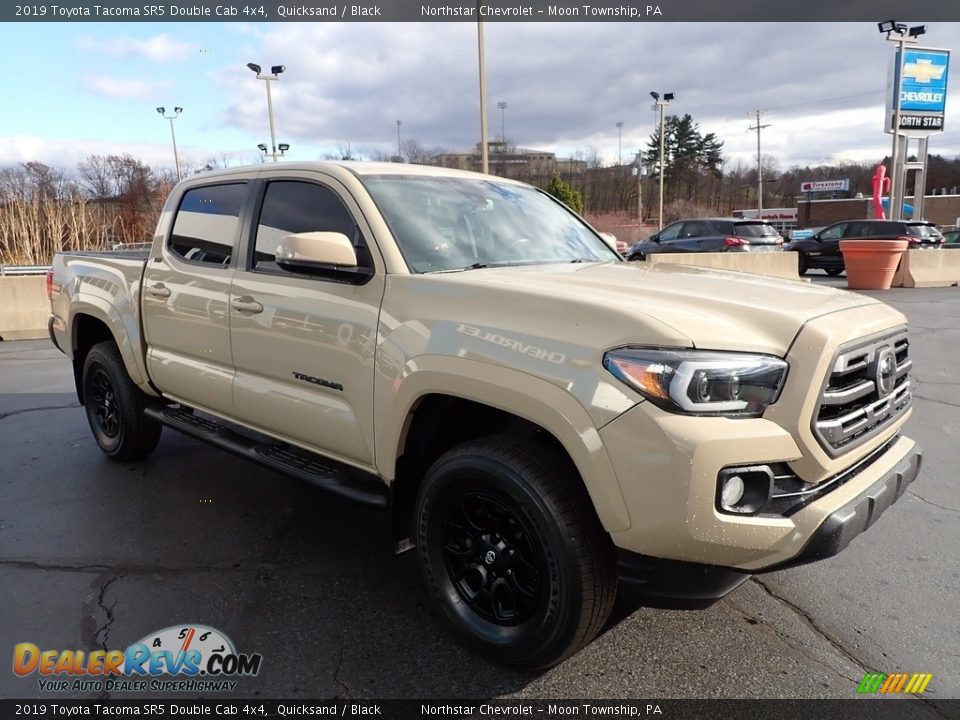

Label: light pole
[396,120,402,159]
[878,21,926,220]
[616,121,624,165]
[476,7,489,174]
[247,62,285,162]
[650,91,674,231]
[498,101,508,143]
[156,107,182,180]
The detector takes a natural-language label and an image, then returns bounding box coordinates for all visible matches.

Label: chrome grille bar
[813,329,912,454]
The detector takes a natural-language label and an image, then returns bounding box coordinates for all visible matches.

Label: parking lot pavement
[1,286,957,701]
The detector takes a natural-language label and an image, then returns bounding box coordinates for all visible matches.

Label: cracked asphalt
[1,282,958,701]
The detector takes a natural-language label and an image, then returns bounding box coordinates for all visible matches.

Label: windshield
[733,222,779,238]
[906,224,943,239]
[363,175,619,272]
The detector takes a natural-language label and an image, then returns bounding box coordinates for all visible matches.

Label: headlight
[603,348,788,417]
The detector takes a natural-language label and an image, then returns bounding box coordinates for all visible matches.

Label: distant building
[796,195,960,228]
[432,142,587,177]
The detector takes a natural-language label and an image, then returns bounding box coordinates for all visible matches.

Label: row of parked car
[622,217,957,275]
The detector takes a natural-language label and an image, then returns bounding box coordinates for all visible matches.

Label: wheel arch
[69,300,152,402]
[379,357,632,545]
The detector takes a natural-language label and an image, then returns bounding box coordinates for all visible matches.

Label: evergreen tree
[547,173,585,214]
[644,114,724,200]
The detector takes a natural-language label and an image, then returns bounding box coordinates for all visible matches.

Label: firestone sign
[800,179,850,193]
[887,47,950,134]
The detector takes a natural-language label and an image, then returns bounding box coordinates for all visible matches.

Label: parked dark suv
[786,219,945,275]
[626,218,783,260]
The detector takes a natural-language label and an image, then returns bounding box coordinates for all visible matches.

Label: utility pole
[396,120,402,159]
[748,110,771,213]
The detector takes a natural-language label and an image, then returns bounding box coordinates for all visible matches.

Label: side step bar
[144,405,388,509]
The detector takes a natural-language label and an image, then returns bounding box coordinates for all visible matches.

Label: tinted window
[905,224,942,239]
[253,181,372,272]
[819,223,847,240]
[170,184,246,265]
[680,221,710,238]
[658,223,683,241]
[733,222,778,238]
[713,221,735,235]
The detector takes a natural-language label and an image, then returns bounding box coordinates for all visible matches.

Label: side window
[680,221,708,238]
[819,223,847,240]
[658,223,683,241]
[253,181,373,272]
[169,184,246,266]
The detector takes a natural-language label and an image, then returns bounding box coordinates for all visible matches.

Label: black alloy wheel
[88,367,121,438]
[440,489,545,626]
[416,435,617,669]
[81,341,162,460]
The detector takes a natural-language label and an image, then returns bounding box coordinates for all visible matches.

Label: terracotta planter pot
[839,239,909,290]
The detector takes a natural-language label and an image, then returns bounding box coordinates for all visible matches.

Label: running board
[144,405,388,509]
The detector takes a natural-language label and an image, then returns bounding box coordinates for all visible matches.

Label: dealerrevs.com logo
[13,624,262,693]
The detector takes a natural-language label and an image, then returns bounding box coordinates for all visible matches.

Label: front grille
[813,329,912,455]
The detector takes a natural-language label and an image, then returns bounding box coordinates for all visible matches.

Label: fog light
[716,465,773,515]
[721,475,745,507]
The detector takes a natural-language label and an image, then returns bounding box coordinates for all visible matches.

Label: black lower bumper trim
[762,444,922,572]
[616,550,749,602]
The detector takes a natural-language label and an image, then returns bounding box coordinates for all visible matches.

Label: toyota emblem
[875,347,896,397]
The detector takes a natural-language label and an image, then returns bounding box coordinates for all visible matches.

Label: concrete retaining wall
[645,251,800,280]
[0,276,49,340]
[892,248,960,288]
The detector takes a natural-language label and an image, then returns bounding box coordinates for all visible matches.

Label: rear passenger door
[228,172,384,468]
[676,220,712,252]
[142,180,249,417]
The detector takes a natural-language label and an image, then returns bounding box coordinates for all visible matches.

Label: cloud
[81,76,168,101]
[212,22,960,166]
[76,33,195,63]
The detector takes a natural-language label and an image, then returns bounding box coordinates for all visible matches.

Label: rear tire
[415,435,617,669]
[797,253,808,275]
[825,268,844,276]
[82,341,162,461]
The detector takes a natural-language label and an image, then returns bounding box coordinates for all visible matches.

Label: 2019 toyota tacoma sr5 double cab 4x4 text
[48,162,921,669]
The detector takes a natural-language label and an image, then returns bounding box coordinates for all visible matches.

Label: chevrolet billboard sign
[887,47,950,134]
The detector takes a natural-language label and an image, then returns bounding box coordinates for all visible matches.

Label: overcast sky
[2,21,959,173]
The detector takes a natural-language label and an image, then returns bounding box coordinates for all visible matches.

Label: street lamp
[247,62,285,162]
[476,6,489,174]
[650,91,674,230]
[879,21,926,220]
[258,142,290,159]
[498,101,508,143]
[396,120,402,159]
[156,107,182,181]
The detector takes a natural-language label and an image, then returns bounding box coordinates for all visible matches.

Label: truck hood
[435,261,884,356]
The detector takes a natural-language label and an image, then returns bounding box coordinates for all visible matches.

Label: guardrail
[0,265,52,277]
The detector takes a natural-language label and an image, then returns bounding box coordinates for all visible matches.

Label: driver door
[228,172,384,468]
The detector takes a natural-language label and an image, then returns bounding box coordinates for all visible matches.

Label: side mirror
[275,231,359,275]
[650,234,660,243]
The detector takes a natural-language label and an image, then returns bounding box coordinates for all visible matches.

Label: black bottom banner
[2,699,959,720]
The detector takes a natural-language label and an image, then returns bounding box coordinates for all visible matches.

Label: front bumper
[614,442,921,599]
[763,443,921,571]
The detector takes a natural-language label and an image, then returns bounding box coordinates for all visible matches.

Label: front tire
[82,341,162,461]
[797,253,808,275]
[415,435,617,669]
[825,268,844,276]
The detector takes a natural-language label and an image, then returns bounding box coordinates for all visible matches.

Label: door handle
[147,283,171,299]
[232,296,264,314]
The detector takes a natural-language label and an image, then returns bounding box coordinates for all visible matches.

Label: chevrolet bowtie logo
[903,58,946,84]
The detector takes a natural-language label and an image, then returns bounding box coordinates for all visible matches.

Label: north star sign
[897,48,950,113]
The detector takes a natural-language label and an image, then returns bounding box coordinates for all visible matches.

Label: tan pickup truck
[48,162,921,668]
